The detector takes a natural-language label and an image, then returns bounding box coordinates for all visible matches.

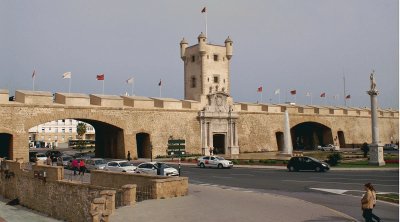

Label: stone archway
[136,133,151,158]
[291,122,333,150]
[0,133,12,159]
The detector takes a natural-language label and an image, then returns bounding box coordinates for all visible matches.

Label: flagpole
[32,67,35,91]
[159,84,162,97]
[205,7,208,39]
[102,80,105,95]
[343,74,347,106]
[132,80,134,96]
[68,78,71,94]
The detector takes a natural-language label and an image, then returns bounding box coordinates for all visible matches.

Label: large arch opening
[213,134,225,154]
[0,133,12,159]
[136,133,151,158]
[291,122,333,150]
[337,131,345,148]
[275,132,284,152]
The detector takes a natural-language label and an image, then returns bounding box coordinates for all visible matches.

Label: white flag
[126,77,134,84]
[63,72,72,79]
[274,89,280,95]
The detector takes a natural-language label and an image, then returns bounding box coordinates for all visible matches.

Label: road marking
[283,179,399,187]
[309,177,398,182]
[310,188,359,195]
[212,176,233,179]
[327,173,398,178]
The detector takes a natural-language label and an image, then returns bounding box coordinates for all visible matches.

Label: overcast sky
[1,0,398,109]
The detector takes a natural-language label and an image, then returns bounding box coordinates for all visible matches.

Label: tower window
[216,85,219,91]
[207,77,209,82]
[191,76,196,88]
[191,55,195,62]
[213,76,219,83]
[222,87,225,92]
[223,79,226,83]
[213,54,219,61]
[207,55,209,59]
[209,87,212,93]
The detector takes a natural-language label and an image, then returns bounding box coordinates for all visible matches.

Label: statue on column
[370,70,377,92]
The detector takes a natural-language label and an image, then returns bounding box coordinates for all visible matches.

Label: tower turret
[198,32,207,56]
[225,36,233,60]
[180,38,188,61]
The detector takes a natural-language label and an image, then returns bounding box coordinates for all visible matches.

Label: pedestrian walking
[46,156,52,165]
[367,183,381,222]
[71,158,79,176]
[127,151,131,161]
[361,183,374,222]
[78,159,86,176]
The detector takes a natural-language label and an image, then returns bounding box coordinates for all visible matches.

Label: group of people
[361,183,381,222]
[71,158,86,176]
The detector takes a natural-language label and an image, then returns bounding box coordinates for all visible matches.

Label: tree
[76,122,87,152]
[361,142,369,158]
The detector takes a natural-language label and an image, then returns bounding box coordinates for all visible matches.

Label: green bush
[327,152,343,166]
[249,159,255,163]
[231,159,239,164]
[259,159,264,163]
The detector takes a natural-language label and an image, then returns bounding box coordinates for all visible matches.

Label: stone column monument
[280,110,293,156]
[367,70,385,166]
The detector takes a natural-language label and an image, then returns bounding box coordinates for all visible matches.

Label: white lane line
[327,173,398,178]
[309,177,398,182]
[283,179,399,187]
[212,176,233,179]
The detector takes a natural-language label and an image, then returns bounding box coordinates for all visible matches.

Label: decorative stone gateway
[199,92,239,156]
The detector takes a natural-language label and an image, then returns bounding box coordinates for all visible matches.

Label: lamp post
[150,144,153,162]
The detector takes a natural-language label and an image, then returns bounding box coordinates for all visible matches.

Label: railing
[136,185,154,202]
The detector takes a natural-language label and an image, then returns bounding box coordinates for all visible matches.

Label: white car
[135,162,179,176]
[317,144,338,151]
[104,160,137,173]
[197,156,233,169]
[383,144,399,150]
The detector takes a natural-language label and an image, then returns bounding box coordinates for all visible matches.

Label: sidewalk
[110,183,356,222]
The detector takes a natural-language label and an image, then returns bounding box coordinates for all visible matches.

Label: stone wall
[90,170,189,199]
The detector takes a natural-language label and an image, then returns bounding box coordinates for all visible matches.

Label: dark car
[45,150,63,162]
[287,156,330,172]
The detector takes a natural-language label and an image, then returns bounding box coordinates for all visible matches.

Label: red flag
[345,94,351,99]
[320,92,326,98]
[96,74,104,80]
[290,90,296,95]
[257,86,263,92]
[201,7,206,13]
[158,79,162,86]
[32,70,36,78]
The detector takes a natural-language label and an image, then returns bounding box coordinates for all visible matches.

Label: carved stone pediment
[205,92,231,113]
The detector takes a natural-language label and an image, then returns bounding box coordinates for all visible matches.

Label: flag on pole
[201,7,206,13]
[345,94,351,99]
[290,90,297,95]
[32,70,36,78]
[62,72,72,79]
[158,79,162,86]
[96,74,105,80]
[126,77,134,84]
[274,89,280,95]
[320,92,326,98]
[257,86,263,92]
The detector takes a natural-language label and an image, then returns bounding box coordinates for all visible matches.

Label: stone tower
[180,33,233,104]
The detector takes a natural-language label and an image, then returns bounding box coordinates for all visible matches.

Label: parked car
[287,156,330,172]
[45,150,63,162]
[317,144,338,151]
[56,155,73,167]
[104,160,137,173]
[29,151,38,162]
[197,156,233,169]
[135,162,179,176]
[383,144,399,150]
[85,158,108,171]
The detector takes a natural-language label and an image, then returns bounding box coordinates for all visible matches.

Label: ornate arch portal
[291,122,333,150]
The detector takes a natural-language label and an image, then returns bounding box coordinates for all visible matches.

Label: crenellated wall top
[0,89,398,117]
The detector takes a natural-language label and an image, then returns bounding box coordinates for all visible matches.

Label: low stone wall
[90,170,189,199]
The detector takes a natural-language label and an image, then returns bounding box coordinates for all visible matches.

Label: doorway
[136,133,151,158]
[213,134,225,154]
[0,133,12,159]
[275,132,284,152]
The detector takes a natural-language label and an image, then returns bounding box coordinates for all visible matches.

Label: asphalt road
[179,165,399,222]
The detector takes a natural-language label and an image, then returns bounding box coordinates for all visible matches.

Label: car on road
[197,156,233,169]
[383,144,398,150]
[56,155,73,167]
[45,150,63,162]
[104,160,137,173]
[317,144,338,151]
[287,156,330,172]
[135,162,179,176]
[85,158,108,171]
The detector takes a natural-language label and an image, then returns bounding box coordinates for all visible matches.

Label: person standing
[127,151,131,161]
[71,158,79,176]
[46,156,52,165]
[368,183,381,222]
[78,159,86,176]
[361,183,374,222]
